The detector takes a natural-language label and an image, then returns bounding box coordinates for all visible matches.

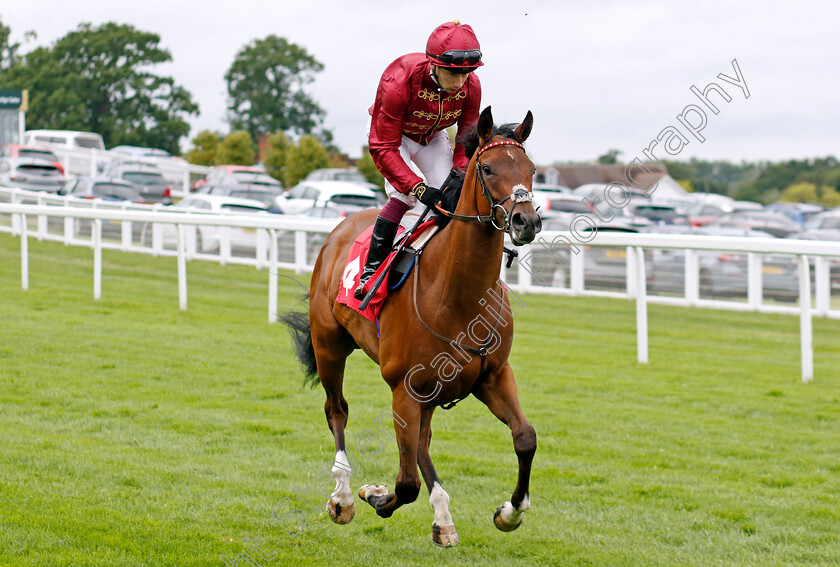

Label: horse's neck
[435,179,505,305]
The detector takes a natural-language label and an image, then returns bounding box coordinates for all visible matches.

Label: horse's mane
[457,122,523,160]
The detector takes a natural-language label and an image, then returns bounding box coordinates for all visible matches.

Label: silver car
[0,157,65,192]
[100,160,172,204]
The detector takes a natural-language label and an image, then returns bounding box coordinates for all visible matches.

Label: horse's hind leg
[472,362,536,532]
[416,406,459,547]
[311,311,357,524]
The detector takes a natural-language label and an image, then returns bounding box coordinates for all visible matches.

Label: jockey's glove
[441,168,465,193]
[410,182,444,208]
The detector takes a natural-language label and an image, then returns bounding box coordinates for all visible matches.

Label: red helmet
[425,20,483,72]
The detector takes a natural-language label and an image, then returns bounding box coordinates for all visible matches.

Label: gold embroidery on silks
[412,110,437,121]
[405,122,430,129]
[444,91,467,102]
[442,110,461,120]
[418,89,441,101]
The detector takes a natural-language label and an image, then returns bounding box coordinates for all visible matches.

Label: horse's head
[468,106,542,245]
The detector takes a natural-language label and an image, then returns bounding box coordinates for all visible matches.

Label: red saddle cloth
[336,220,437,321]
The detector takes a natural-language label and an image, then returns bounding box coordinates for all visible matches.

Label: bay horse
[282,106,541,547]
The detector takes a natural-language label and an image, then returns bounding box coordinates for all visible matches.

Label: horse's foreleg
[358,393,421,519]
[472,363,536,532]
[416,406,458,547]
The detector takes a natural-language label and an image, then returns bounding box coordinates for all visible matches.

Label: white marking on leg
[331,451,354,507]
[499,495,530,525]
[429,481,454,527]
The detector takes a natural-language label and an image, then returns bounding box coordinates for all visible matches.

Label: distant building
[0,89,28,145]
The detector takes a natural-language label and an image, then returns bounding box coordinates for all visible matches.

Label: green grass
[1,232,839,566]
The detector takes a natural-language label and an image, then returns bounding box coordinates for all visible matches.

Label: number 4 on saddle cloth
[336,218,440,322]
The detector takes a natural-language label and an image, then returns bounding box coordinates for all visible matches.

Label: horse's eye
[482,164,492,175]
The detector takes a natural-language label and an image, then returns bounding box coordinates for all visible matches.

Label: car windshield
[231,172,279,184]
[634,206,679,221]
[75,138,103,149]
[230,190,280,201]
[18,164,60,174]
[333,171,367,183]
[123,172,165,185]
[328,194,379,207]
[221,204,268,214]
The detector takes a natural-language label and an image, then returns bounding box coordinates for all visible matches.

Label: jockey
[354,20,483,300]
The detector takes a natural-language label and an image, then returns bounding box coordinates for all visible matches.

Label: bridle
[434,139,533,231]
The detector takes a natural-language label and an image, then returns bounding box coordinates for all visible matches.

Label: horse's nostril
[534,216,542,233]
[511,212,526,231]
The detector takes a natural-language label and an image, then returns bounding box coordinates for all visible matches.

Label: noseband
[435,139,533,231]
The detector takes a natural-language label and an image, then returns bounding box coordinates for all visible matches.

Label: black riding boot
[354,216,400,300]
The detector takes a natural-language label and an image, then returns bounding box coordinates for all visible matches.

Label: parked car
[100,160,172,204]
[536,194,592,215]
[0,157,64,192]
[706,210,800,238]
[197,183,285,213]
[766,202,825,226]
[626,202,688,225]
[303,168,379,190]
[802,211,840,231]
[1,144,65,174]
[193,165,282,191]
[278,180,384,215]
[276,202,367,264]
[646,226,800,302]
[531,183,572,211]
[109,145,178,159]
[141,194,272,254]
[685,198,763,227]
[58,176,147,203]
[524,212,640,290]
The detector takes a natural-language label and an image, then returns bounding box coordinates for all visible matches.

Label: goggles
[431,49,482,67]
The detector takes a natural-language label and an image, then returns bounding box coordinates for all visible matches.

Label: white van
[24,129,106,151]
[23,130,106,175]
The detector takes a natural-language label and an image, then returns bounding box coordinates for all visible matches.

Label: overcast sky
[5,0,839,165]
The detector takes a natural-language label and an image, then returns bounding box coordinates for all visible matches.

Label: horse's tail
[279,294,319,389]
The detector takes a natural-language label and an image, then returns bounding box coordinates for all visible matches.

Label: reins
[411,138,529,410]
[411,248,508,410]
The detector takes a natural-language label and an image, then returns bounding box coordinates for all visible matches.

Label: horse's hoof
[326,498,355,524]
[358,484,388,503]
[493,503,522,532]
[430,524,459,547]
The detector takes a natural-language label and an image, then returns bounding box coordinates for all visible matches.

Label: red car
[1,144,65,174]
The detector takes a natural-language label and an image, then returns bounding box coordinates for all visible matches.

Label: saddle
[335,217,440,322]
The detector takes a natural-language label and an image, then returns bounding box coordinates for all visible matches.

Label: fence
[41,145,210,196]
[1,188,839,382]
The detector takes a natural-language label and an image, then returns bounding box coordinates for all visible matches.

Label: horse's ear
[515,111,534,142]
[478,106,494,143]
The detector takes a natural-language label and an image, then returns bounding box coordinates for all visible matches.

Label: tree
[356,152,385,189]
[597,149,622,164]
[0,22,198,154]
[225,35,327,142]
[283,135,331,187]
[186,130,220,166]
[263,132,292,184]
[215,131,255,165]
